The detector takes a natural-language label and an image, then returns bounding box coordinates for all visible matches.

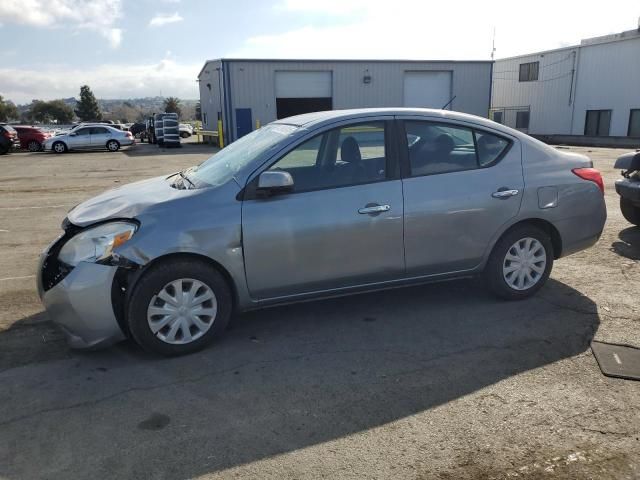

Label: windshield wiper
[178,171,195,189]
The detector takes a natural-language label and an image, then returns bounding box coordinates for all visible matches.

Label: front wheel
[620,197,640,226]
[127,259,233,356]
[106,140,120,152]
[28,140,42,152]
[52,141,67,154]
[484,225,554,300]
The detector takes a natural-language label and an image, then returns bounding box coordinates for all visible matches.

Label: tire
[106,140,120,152]
[52,141,67,154]
[27,140,42,152]
[127,258,233,356]
[180,132,190,138]
[620,197,640,226]
[484,225,554,300]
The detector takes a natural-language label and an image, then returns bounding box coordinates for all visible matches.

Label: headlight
[58,221,138,266]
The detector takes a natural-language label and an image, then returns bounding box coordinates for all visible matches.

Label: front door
[400,118,524,276]
[242,120,404,299]
[68,127,91,148]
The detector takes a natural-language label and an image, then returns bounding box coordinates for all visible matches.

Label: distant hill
[18,97,199,122]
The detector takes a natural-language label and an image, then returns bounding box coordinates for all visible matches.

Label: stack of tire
[153,113,165,146]
[162,114,180,148]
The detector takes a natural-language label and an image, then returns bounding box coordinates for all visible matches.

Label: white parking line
[0,229,8,232]
[0,275,36,282]
[0,204,71,210]
[613,353,622,365]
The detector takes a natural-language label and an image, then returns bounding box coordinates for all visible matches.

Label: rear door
[399,117,523,276]
[89,127,110,148]
[68,127,91,148]
[242,119,405,299]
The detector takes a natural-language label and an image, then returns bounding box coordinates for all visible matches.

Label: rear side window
[475,131,511,166]
[90,127,108,134]
[404,121,511,177]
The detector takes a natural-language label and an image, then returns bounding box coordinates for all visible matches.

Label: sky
[0,0,638,104]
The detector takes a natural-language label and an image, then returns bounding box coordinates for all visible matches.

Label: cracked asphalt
[0,143,639,479]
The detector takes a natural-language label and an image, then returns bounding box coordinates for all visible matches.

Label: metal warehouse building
[491,26,640,143]
[198,59,493,144]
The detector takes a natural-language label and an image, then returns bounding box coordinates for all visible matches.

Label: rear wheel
[27,140,42,152]
[484,225,553,300]
[620,198,640,226]
[106,140,120,152]
[180,132,190,138]
[127,259,233,356]
[52,141,67,154]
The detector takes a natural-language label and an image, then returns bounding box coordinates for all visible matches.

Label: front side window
[267,122,388,192]
[74,128,90,136]
[519,62,539,82]
[404,121,511,176]
[585,110,611,136]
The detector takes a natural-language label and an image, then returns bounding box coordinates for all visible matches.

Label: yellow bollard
[217,119,224,148]
[255,119,261,130]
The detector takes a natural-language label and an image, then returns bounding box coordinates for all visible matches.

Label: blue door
[235,108,252,139]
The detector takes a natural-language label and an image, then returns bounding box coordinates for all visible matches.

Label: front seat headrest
[340,136,362,163]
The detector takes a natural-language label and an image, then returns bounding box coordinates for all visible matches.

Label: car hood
[67,174,190,227]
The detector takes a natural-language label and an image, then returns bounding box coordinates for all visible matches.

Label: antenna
[491,27,496,60]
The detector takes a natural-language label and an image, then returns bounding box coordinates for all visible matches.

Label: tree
[163,97,181,117]
[0,96,19,122]
[28,100,75,123]
[75,85,102,121]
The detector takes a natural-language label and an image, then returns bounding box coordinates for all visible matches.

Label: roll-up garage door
[403,71,453,109]
[275,71,333,119]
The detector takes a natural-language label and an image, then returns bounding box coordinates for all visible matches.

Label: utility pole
[491,27,496,60]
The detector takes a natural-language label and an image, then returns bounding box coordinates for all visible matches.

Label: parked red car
[12,126,52,152]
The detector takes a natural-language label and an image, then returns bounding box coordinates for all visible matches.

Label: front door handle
[492,189,519,199]
[358,204,390,215]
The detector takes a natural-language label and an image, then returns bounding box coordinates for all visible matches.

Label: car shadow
[611,226,640,260]
[0,278,599,479]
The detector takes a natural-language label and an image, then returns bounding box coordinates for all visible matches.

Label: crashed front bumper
[37,243,126,350]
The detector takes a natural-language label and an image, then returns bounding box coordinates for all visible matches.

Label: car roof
[272,107,549,149]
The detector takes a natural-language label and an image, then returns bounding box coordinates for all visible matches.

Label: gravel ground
[0,142,638,479]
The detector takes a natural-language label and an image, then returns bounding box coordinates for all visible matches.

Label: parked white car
[179,123,194,138]
[44,125,135,153]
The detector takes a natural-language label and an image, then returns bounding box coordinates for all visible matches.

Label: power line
[492,53,574,75]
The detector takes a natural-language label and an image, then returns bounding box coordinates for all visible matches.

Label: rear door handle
[492,189,519,199]
[358,204,390,215]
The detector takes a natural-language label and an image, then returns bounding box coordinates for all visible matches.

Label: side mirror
[257,171,294,196]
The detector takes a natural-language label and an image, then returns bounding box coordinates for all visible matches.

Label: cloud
[0,59,200,104]
[149,12,184,27]
[0,0,123,48]
[234,0,640,60]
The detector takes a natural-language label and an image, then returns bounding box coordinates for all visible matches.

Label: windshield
[189,124,297,187]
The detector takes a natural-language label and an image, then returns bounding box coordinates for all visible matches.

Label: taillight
[572,167,604,194]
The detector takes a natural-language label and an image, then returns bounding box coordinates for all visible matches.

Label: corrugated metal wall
[198,60,223,132]
[571,36,640,136]
[491,47,578,135]
[200,60,492,142]
[491,31,640,137]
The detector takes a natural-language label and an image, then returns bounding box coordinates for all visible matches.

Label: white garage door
[403,71,452,109]
[275,71,332,98]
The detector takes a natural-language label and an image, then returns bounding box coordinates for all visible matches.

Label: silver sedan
[43,125,134,153]
[37,108,606,355]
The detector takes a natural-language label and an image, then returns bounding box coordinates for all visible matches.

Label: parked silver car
[43,125,134,153]
[37,108,606,355]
